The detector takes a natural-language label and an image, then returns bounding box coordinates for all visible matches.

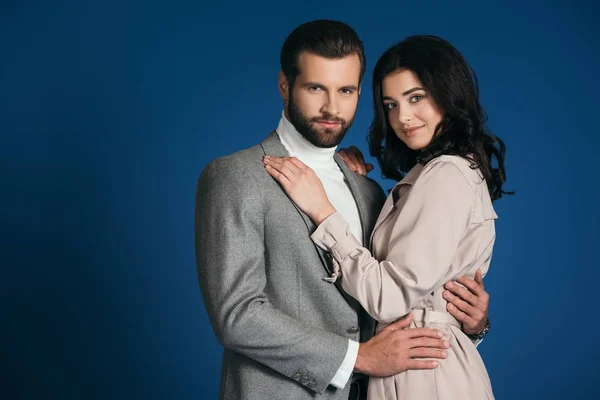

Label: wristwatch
[466,318,490,341]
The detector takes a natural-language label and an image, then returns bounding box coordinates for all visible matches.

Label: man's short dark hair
[280,19,366,87]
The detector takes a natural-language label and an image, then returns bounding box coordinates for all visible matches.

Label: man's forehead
[295,52,361,84]
[296,51,360,67]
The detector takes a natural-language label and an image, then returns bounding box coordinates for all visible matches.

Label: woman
[263,35,511,399]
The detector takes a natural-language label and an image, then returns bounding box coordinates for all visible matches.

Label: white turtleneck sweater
[276,111,361,389]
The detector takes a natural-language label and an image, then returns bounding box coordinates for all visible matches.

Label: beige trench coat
[311,155,497,399]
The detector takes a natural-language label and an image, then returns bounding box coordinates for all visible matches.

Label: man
[195,20,491,400]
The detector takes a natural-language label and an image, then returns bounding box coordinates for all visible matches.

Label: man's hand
[443,268,489,335]
[354,314,449,377]
[338,146,373,176]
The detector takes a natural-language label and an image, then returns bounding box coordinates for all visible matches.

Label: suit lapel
[260,131,334,276]
[333,153,370,245]
[333,153,378,334]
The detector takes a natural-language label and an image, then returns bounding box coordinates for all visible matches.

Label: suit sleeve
[311,161,474,324]
[195,158,349,394]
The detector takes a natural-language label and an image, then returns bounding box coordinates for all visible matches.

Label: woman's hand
[338,145,373,176]
[263,156,336,224]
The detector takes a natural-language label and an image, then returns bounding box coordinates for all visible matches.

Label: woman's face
[381,69,443,151]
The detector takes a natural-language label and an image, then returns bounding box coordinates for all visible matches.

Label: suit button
[292,373,300,379]
[307,380,316,388]
[347,326,359,334]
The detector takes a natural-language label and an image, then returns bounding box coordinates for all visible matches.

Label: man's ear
[278,70,289,100]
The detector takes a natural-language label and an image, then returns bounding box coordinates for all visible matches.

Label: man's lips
[315,120,343,128]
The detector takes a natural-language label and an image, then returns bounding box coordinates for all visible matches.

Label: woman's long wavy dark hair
[368,35,512,201]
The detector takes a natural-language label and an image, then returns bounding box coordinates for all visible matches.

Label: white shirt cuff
[329,339,359,389]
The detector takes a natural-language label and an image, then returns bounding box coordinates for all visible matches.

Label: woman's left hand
[263,156,336,224]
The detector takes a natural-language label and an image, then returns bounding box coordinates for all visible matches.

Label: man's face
[281,52,361,148]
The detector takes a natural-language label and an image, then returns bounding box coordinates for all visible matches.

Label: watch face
[468,320,490,340]
[479,320,491,337]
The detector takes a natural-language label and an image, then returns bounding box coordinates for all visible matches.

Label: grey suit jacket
[195,131,386,399]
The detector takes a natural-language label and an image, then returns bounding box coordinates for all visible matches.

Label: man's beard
[287,95,355,148]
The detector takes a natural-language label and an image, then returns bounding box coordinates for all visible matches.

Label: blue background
[2,1,598,399]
